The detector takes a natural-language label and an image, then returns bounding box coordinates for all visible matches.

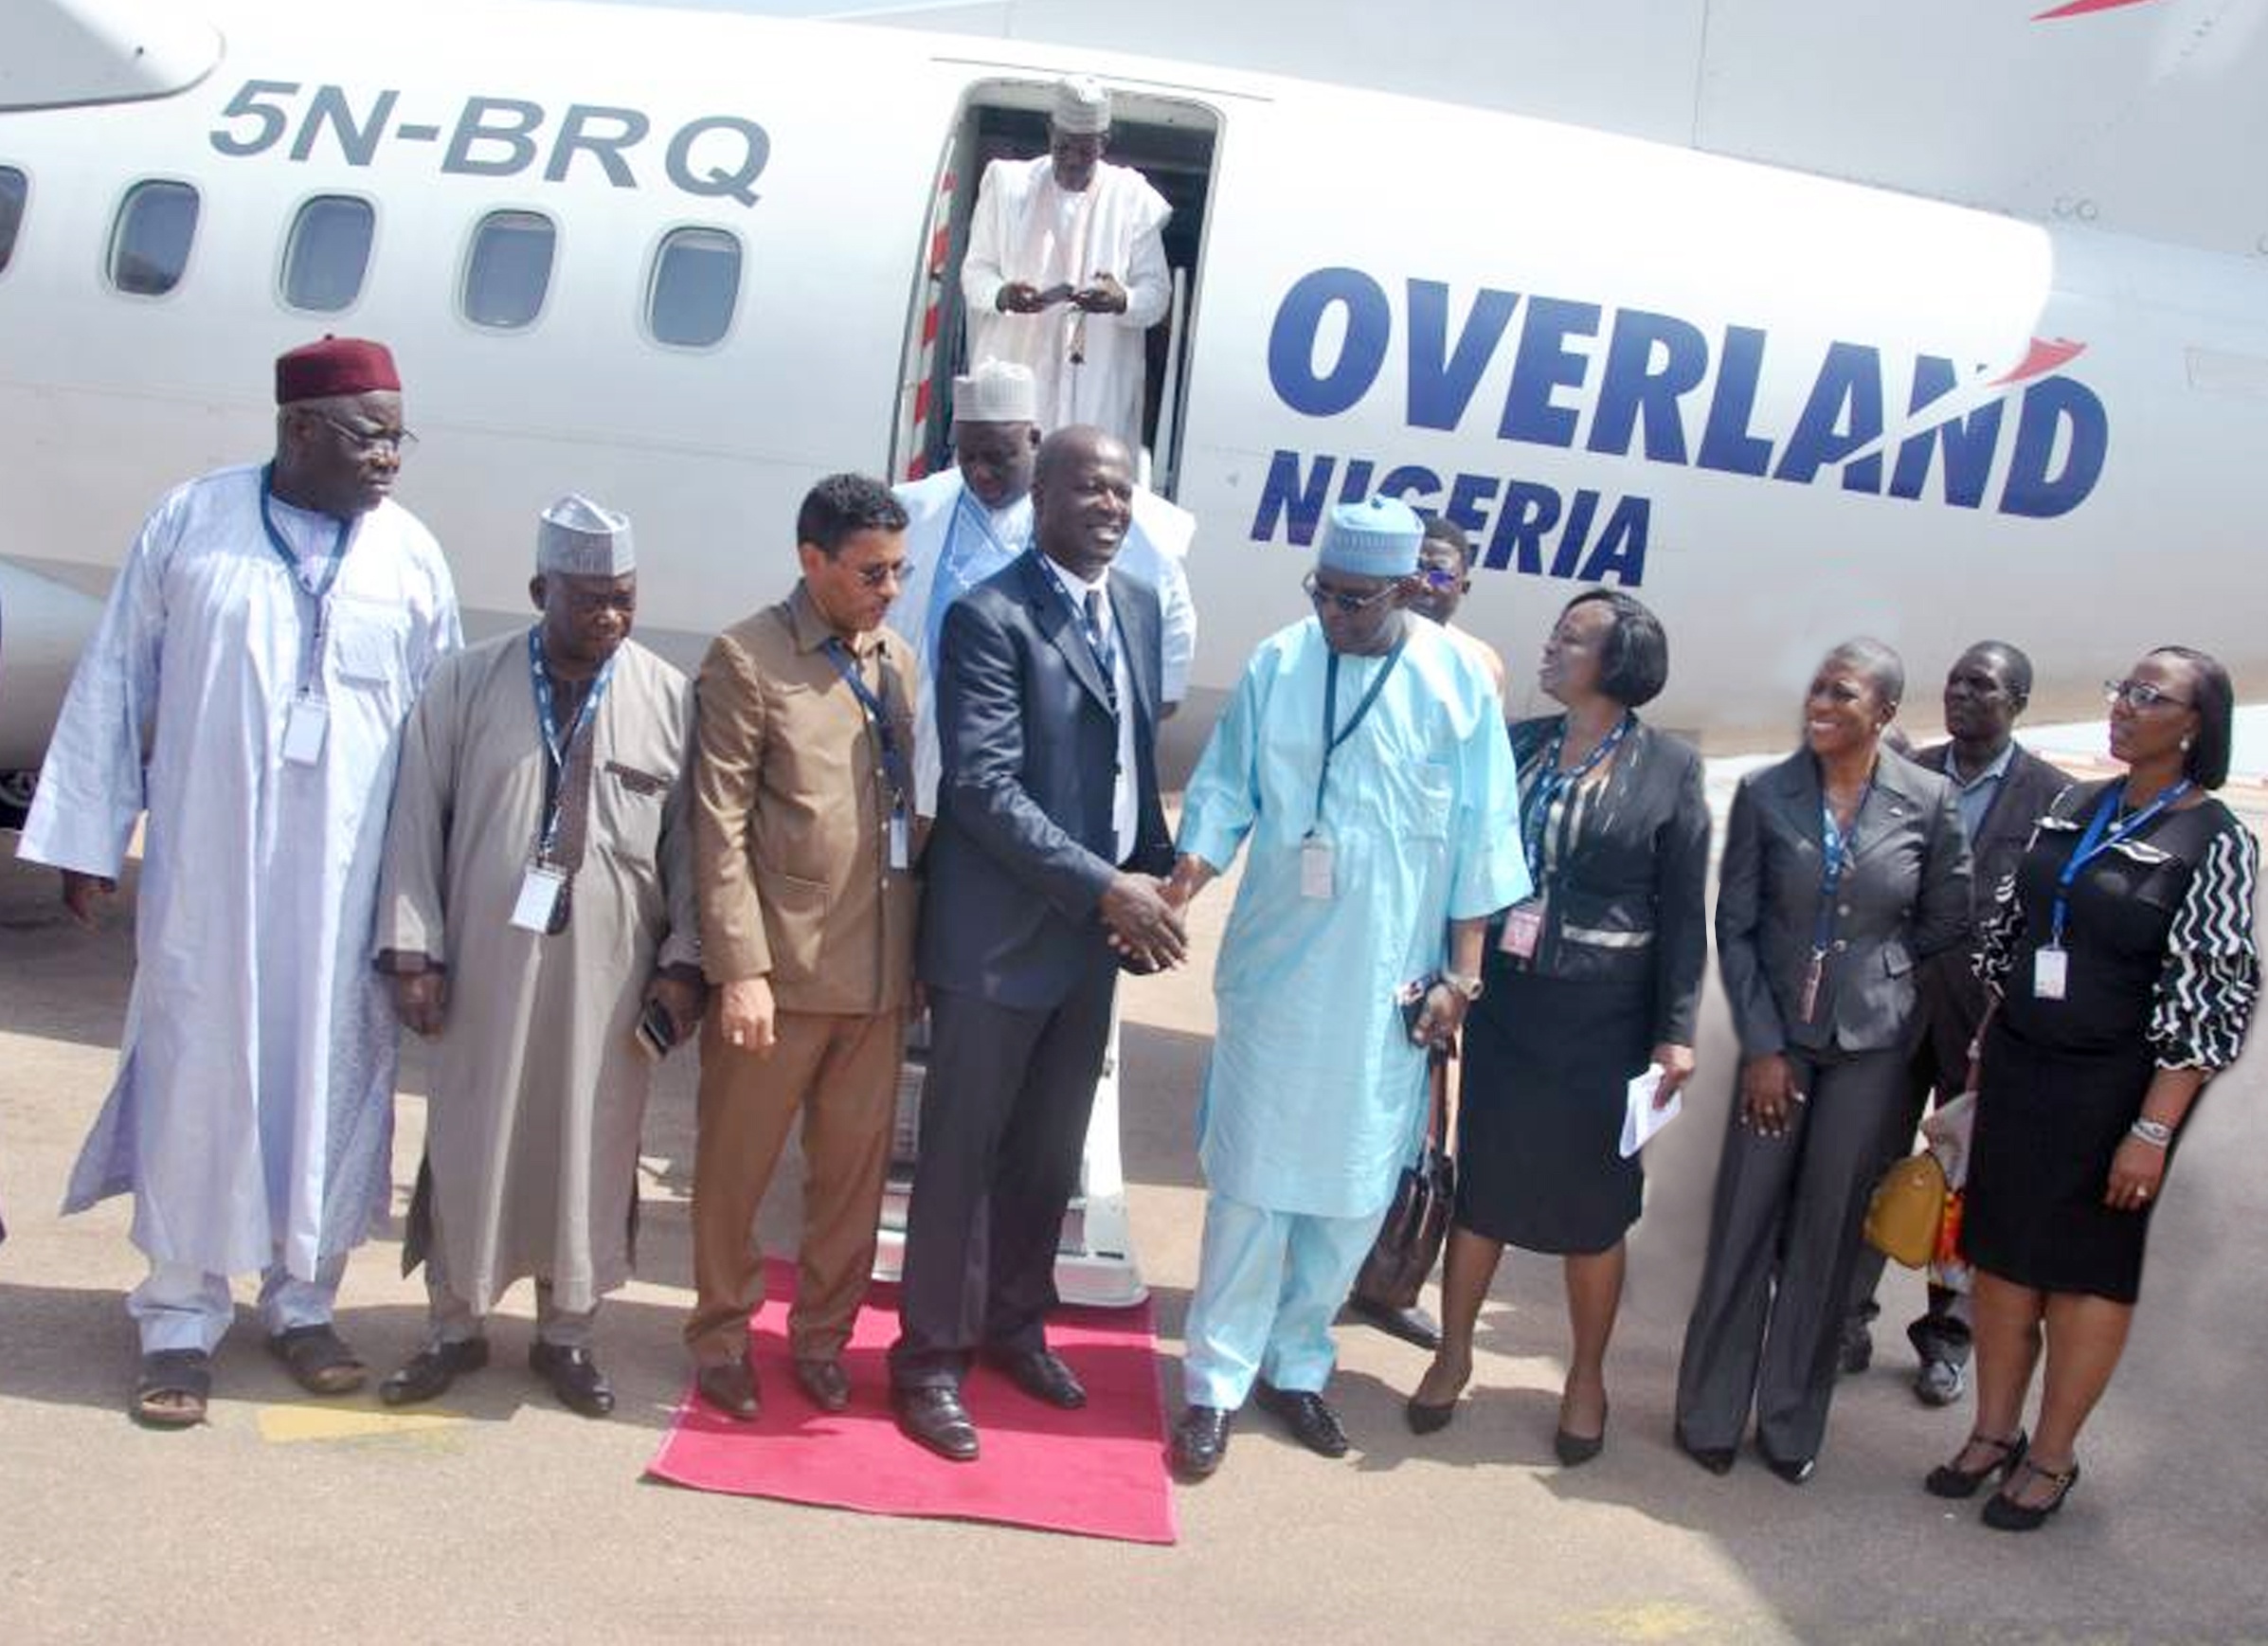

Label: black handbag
[1353,1052,1454,1311]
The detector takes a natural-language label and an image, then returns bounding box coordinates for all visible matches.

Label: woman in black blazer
[1674,638,1971,1483]
[1406,590,1709,1463]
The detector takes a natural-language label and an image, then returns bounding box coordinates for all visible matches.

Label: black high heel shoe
[1982,1457,2079,1531]
[1404,1359,1469,1435]
[1553,1399,1608,1466]
[1924,1429,2027,1500]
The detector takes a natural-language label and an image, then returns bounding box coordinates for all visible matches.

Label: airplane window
[282,195,376,314]
[648,226,742,348]
[109,179,200,298]
[0,167,26,276]
[462,209,556,331]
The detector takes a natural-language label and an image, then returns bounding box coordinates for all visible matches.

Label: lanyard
[822,637,910,812]
[1810,777,1874,956]
[1309,636,1408,833]
[1520,714,1632,876]
[527,626,617,859]
[2050,778,2192,945]
[259,464,353,695]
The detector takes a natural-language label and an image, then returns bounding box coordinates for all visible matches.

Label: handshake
[1101,870,1192,975]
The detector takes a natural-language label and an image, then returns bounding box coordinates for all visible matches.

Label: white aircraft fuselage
[4,0,2266,771]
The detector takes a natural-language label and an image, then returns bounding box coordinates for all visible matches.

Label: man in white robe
[899,359,1196,815]
[372,497,702,1419]
[17,337,459,1426]
[1159,497,1527,1479]
[961,76,1172,451]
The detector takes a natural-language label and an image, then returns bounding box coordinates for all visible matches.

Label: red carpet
[645,1261,1178,1545]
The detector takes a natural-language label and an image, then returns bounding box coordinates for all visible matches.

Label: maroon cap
[275,335,401,404]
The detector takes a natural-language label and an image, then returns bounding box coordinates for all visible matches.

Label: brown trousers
[684,1006,907,1366]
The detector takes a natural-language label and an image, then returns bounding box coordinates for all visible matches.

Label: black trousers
[889,959,1119,1390]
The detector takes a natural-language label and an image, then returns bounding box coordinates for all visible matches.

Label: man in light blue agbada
[1160,497,1527,1479]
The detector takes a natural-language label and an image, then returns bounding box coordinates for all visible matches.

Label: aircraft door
[889,81,1221,496]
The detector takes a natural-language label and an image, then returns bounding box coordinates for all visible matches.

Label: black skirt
[1965,1019,2166,1303]
[1455,970,1653,1256]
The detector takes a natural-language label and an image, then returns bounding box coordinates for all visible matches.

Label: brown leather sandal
[134,1348,212,1428]
[267,1324,369,1396]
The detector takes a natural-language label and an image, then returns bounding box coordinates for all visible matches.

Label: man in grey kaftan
[373,497,701,1418]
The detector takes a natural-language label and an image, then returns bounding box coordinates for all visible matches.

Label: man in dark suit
[1841,642,2070,1403]
[889,425,1184,1460]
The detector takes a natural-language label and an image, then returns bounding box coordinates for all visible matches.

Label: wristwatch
[1439,969,1485,1002]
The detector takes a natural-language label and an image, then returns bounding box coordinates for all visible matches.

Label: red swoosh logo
[1989,337,2088,387]
[2034,0,2161,20]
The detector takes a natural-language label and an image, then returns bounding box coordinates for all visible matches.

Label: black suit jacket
[1908,738,2071,1081]
[1717,746,1972,1058]
[917,550,1173,1011]
[1505,715,1712,1046]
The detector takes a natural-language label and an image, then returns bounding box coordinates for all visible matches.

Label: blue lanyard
[527,626,617,859]
[2051,778,2191,945]
[259,464,353,694]
[1810,777,1873,955]
[1520,714,1632,876]
[821,636,910,813]
[1310,636,1408,833]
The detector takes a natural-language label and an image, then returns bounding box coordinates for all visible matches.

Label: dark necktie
[1082,588,1117,693]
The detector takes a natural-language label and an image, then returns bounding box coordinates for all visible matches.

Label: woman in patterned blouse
[1930,647,2259,1530]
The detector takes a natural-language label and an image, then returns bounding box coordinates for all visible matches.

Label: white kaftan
[961,154,1172,449]
[1178,618,1526,1219]
[375,634,698,1315]
[18,463,459,1279]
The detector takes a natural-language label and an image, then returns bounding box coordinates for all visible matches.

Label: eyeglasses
[1417,567,1465,592]
[1302,571,1399,615]
[2105,678,2191,711]
[317,413,418,456]
[850,559,912,589]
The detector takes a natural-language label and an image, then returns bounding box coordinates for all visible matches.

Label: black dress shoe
[695,1356,762,1421]
[1171,1405,1233,1480]
[1678,1433,1737,1475]
[529,1342,614,1419]
[793,1356,851,1413]
[985,1348,1087,1410]
[1761,1449,1816,1486]
[1253,1382,1350,1458]
[1347,1295,1443,1351]
[379,1338,489,1407]
[893,1385,980,1462]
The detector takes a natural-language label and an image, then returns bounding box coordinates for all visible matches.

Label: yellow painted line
[1557,1601,1726,1642]
[256,1402,465,1443]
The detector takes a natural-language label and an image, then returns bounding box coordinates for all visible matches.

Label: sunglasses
[1302,571,1399,615]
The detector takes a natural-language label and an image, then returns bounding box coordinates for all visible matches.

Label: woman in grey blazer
[1674,638,1971,1482]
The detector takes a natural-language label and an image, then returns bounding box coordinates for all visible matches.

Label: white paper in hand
[1618,1063,1681,1159]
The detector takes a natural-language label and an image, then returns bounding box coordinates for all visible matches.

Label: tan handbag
[1863,1150,1949,1269]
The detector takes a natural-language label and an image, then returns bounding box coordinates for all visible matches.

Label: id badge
[1797,949,1826,1022]
[1499,900,1544,960]
[889,809,910,872]
[2034,946,2069,1001]
[281,695,329,766]
[1299,834,1335,900]
[510,865,567,933]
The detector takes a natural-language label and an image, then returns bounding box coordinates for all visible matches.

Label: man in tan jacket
[684,473,919,1420]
